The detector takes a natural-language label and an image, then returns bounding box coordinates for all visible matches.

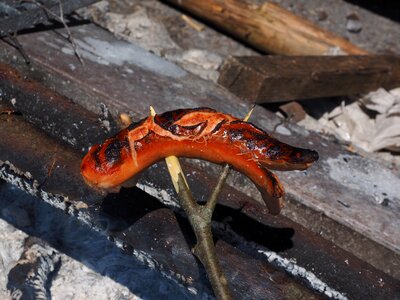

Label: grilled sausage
[81,108,318,214]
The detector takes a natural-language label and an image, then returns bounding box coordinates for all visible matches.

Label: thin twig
[151,106,231,299]
[273,112,293,133]
[0,109,17,115]
[159,105,256,299]
[9,33,31,64]
[243,104,256,122]
[24,0,84,65]
[205,164,230,215]
[207,104,256,214]
[181,14,204,32]
[197,105,256,298]
[47,157,57,177]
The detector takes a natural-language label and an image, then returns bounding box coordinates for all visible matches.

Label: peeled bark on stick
[163,0,368,55]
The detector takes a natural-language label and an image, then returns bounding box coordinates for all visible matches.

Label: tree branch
[158,104,255,299]
[24,0,85,65]
[177,174,232,300]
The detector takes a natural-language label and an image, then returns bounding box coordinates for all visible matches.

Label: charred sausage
[81,108,318,214]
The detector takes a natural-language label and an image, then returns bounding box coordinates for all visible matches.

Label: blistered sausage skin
[81,108,318,214]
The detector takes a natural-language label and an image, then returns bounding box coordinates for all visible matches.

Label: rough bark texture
[163,0,367,55]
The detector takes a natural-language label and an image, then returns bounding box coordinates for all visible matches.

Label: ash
[0,182,194,299]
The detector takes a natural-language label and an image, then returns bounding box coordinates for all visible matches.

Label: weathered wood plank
[218,55,400,102]
[0,108,322,299]
[0,0,99,37]
[1,92,399,299]
[0,62,115,150]
[162,0,367,55]
[1,23,399,278]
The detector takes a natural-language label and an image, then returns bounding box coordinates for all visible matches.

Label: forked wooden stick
[150,105,254,299]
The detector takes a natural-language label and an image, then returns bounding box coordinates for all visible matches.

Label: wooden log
[218,55,400,103]
[163,0,368,55]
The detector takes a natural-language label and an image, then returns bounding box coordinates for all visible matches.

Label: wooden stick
[149,106,190,193]
[176,174,232,300]
[207,105,254,212]
[150,106,232,299]
[156,105,255,299]
[163,0,368,55]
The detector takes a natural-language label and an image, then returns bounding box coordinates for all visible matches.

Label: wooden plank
[1,23,399,277]
[218,55,400,102]
[1,95,399,299]
[0,0,99,37]
[0,62,115,150]
[0,105,321,299]
[163,0,367,55]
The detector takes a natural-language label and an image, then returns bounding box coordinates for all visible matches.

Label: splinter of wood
[24,0,84,65]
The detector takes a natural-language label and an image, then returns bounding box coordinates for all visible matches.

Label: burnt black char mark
[265,170,283,198]
[211,120,227,134]
[290,148,319,164]
[154,107,216,131]
[170,121,208,136]
[104,137,130,166]
[91,146,103,169]
[227,128,244,142]
[136,131,154,146]
[230,120,272,137]
[264,142,319,164]
[266,145,282,160]
[225,123,270,151]
[127,117,147,131]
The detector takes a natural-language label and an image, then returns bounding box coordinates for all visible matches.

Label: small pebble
[346,13,362,33]
[316,9,328,21]
[381,198,390,207]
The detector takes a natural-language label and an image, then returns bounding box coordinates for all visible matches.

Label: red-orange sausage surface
[81,108,318,214]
